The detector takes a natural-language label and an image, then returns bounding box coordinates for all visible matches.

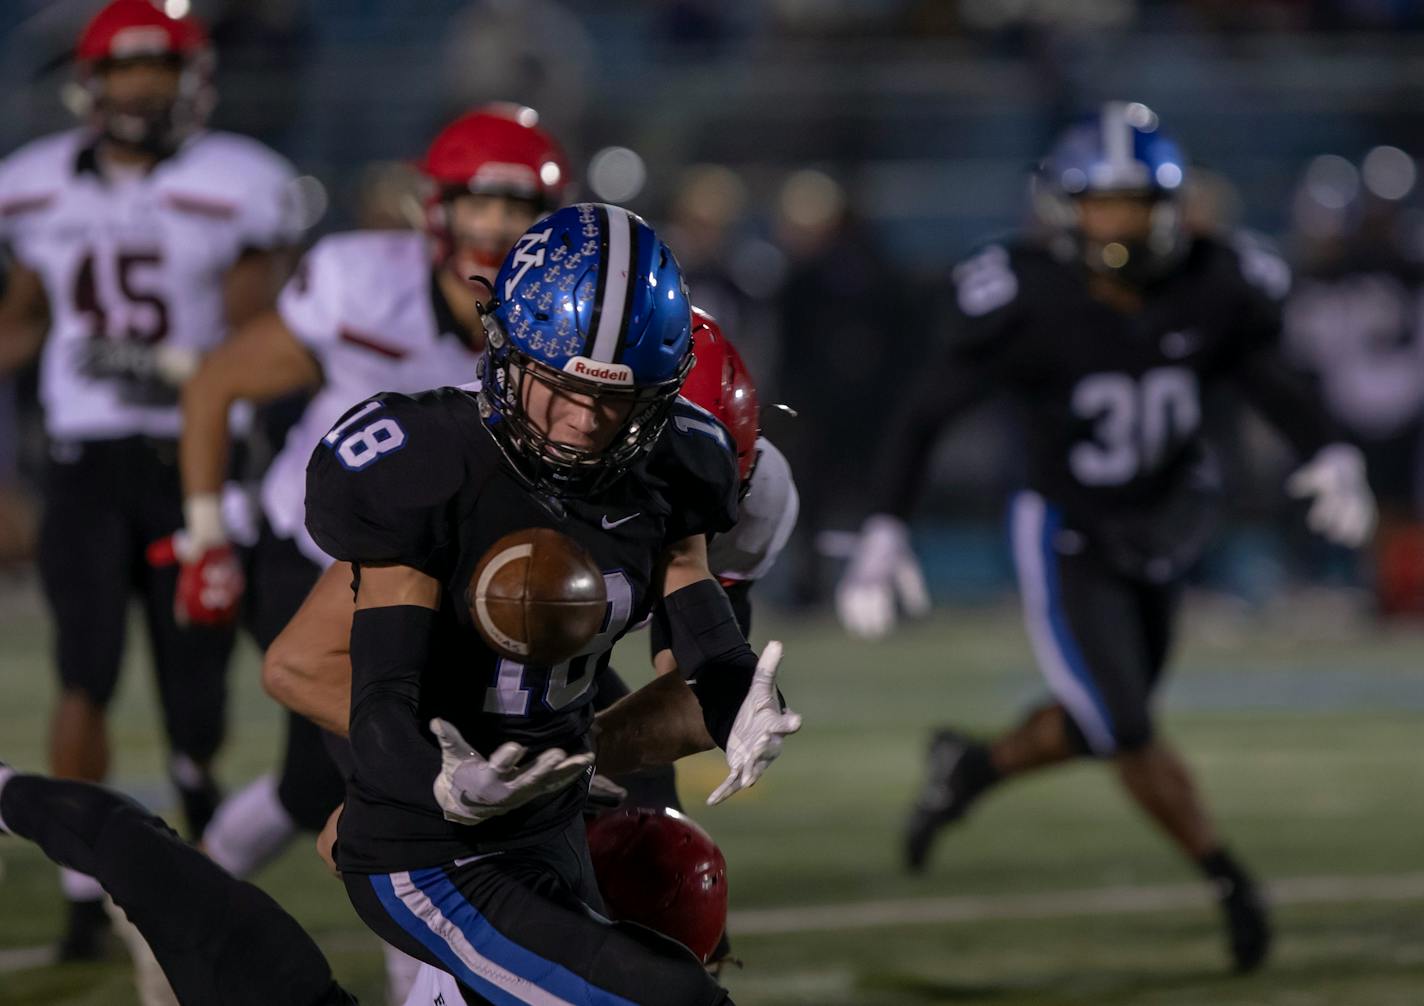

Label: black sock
[1199,847,1254,895]
[954,743,1001,799]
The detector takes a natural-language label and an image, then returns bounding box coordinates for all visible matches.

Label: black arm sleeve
[1234,348,1341,459]
[661,578,760,749]
[648,579,753,660]
[347,605,441,807]
[1224,262,1342,459]
[872,351,1000,517]
[871,264,1023,517]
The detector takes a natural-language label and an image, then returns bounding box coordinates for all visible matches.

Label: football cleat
[1217,874,1272,973]
[903,729,983,873]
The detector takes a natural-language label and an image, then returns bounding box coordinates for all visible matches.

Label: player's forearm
[592,673,715,775]
[179,370,238,496]
[264,562,357,736]
[1236,350,1342,459]
[262,645,350,737]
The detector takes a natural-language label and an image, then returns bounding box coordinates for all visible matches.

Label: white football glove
[430,718,593,827]
[707,641,803,807]
[835,514,930,639]
[1285,443,1377,548]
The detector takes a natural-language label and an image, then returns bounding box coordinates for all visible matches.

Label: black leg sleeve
[1,775,352,1006]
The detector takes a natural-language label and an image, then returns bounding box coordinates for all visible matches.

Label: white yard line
[728,872,1424,936]
[3,872,1423,973]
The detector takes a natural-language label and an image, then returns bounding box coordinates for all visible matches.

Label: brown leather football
[468,528,607,665]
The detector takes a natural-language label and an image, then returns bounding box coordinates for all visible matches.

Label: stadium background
[1,1,1422,1004]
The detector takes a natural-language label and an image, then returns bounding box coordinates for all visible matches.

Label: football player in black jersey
[304,203,799,1005]
[0,763,357,1005]
[837,102,1375,973]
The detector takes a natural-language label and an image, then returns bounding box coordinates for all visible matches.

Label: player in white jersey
[0,0,299,959]
[174,103,568,1005]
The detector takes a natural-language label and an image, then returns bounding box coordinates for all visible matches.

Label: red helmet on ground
[682,308,760,488]
[586,807,728,963]
[419,103,570,283]
[72,0,214,156]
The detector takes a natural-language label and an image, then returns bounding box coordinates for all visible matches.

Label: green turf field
[1,587,1421,1005]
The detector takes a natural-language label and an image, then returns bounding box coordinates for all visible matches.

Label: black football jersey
[305,386,738,872]
[877,234,1338,557]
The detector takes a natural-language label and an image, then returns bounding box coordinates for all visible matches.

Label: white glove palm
[430,718,593,826]
[707,641,803,806]
[835,515,930,639]
[1285,444,1377,548]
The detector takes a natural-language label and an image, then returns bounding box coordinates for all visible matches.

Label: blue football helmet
[479,203,694,496]
[1033,101,1189,284]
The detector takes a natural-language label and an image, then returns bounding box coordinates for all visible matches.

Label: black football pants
[344,817,731,1006]
[1009,491,1180,756]
[38,437,235,763]
[0,773,354,1005]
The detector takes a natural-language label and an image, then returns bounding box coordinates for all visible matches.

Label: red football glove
[148,533,245,627]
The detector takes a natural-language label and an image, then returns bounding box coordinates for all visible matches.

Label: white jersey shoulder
[708,435,798,583]
[261,230,483,566]
[0,129,85,204]
[156,131,301,251]
[277,230,431,353]
[403,965,467,1006]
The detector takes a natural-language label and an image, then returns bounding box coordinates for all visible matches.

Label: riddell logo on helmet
[564,357,633,386]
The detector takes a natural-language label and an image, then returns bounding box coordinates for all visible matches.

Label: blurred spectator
[773,169,912,605]
[353,160,426,231]
[663,164,785,391]
[208,0,314,150]
[441,0,592,141]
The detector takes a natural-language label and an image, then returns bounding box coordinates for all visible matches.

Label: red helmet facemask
[419,103,570,285]
[681,307,760,492]
[72,0,214,158]
[586,807,729,963]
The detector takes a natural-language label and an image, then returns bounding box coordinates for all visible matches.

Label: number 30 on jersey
[1070,366,1200,486]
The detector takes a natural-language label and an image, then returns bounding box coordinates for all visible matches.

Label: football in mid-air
[467,528,607,665]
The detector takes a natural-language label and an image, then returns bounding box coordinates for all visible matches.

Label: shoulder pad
[951,243,1021,317]
[645,399,740,543]
[0,130,84,206]
[171,132,304,248]
[278,230,428,350]
[304,389,482,577]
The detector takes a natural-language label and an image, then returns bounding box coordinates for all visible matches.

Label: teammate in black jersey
[837,103,1376,973]
[305,203,799,1005]
[0,763,356,1005]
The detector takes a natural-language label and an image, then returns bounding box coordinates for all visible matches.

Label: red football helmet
[420,104,570,282]
[586,807,728,963]
[682,308,760,489]
[72,0,214,155]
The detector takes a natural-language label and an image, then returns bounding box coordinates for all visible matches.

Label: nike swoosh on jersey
[601,513,640,530]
